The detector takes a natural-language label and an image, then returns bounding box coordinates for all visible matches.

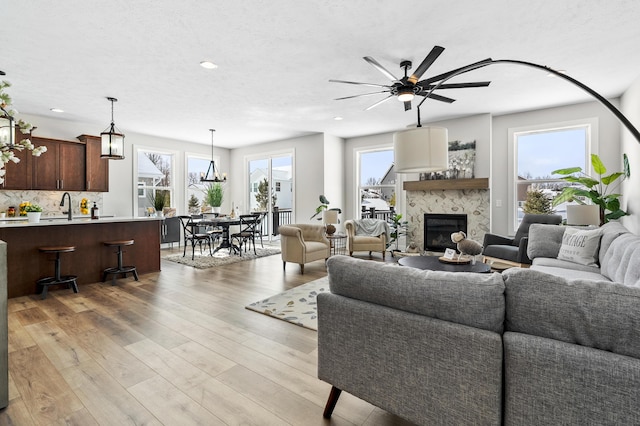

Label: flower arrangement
[24,204,43,213]
[80,198,90,215]
[18,201,30,216]
[0,81,47,184]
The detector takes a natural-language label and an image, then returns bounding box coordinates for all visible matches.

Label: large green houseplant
[551,153,630,225]
[205,182,224,213]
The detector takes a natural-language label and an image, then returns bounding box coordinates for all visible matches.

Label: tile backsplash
[0,190,104,216]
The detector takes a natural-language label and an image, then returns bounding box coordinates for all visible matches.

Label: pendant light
[200,128,227,182]
[393,104,449,173]
[100,97,125,159]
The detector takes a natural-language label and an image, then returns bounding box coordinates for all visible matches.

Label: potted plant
[552,153,630,225]
[387,213,408,254]
[148,190,167,216]
[310,194,341,220]
[205,182,224,213]
[24,203,43,223]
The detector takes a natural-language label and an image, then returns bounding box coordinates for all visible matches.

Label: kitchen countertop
[0,216,164,227]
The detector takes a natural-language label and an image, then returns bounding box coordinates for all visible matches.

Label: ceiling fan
[330,46,491,111]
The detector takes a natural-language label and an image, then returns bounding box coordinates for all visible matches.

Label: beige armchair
[345,219,388,260]
[279,224,330,274]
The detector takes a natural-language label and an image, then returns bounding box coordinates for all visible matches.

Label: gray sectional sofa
[317,222,640,425]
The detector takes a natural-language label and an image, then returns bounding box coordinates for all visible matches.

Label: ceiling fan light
[394,126,449,173]
[397,90,415,102]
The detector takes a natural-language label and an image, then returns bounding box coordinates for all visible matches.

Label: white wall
[19,113,227,217]
[322,134,345,229]
[492,100,621,236]
[620,76,640,234]
[229,134,325,224]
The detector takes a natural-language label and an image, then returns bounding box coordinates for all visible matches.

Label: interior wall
[322,134,345,230]
[229,134,325,224]
[18,113,225,217]
[491,100,621,236]
[620,76,640,234]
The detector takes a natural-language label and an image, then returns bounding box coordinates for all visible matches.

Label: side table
[327,234,347,256]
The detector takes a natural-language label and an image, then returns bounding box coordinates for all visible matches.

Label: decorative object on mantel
[419,140,476,180]
[100,97,125,160]
[552,153,630,225]
[0,78,47,184]
[200,128,227,183]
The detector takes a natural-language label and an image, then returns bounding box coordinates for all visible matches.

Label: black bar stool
[102,240,139,286]
[36,246,79,299]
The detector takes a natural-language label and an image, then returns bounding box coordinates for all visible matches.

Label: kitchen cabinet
[78,134,109,192]
[32,137,86,191]
[161,216,181,246]
[1,128,33,190]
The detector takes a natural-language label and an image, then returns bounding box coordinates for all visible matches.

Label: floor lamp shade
[566,204,600,226]
[394,126,449,173]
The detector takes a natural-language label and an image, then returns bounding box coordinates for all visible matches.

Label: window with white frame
[358,148,396,216]
[513,125,589,229]
[137,149,174,217]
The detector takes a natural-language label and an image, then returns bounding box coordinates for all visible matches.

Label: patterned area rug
[164,247,281,269]
[245,276,329,331]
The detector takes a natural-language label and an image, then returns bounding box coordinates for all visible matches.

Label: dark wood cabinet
[78,134,109,192]
[2,129,33,190]
[32,137,86,191]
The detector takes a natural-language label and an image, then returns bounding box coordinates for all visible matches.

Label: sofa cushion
[326,255,505,333]
[600,232,640,286]
[557,227,602,267]
[531,258,605,280]
[503,268,640,359]
[527,223,566,259]
[598,221,629,266]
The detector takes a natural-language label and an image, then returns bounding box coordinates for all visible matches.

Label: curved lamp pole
[418,58,640,145]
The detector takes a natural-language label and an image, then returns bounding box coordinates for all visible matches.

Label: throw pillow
[557,227,602,267]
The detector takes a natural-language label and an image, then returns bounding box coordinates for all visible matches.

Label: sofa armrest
[516,236,531,264]
[483,232,514,247]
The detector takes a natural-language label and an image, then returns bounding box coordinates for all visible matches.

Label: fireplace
[424,213,468,252]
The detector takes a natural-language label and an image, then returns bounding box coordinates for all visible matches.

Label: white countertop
[0,216,164,228]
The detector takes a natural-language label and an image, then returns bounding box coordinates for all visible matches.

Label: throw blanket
[354,219,391,242]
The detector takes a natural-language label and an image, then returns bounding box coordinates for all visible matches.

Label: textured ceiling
[2,0,640,148]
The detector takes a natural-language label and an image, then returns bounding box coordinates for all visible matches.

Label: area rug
[164,246,281,269]
[245,276,329,331]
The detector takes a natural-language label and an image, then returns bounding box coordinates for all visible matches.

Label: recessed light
[50,108,64,113]
[334,116,343,121]
[200,61,218,69]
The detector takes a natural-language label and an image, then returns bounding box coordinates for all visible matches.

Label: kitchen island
[0,216,163,298]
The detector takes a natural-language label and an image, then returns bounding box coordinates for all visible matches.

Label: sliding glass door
[248,153,293,239]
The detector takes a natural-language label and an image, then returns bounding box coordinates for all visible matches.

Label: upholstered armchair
[345,219,388,260]
[279,224,330,274]
[482,213,562,266]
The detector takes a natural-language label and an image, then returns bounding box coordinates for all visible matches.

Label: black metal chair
[179,215,212,260]
[252,211,267,248]
[230,214,260,256]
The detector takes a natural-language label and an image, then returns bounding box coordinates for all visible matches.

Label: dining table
[193,216,241,255]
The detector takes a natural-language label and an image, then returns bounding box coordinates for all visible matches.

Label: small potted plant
[148,190,167,216]
[24,204,43,223]
[205,183,224,213]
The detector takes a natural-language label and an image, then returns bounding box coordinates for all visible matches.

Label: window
[275,182,281,192]
[137,149,174,216]
[186,155,217,213]
[513,124,590,229]
[358,149,396,217]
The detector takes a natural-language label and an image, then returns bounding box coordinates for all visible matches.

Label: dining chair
[252,211,267,248]
[178,215,212,260]
[230,214,259,255]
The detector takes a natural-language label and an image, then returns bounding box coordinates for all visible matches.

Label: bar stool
[102,240,139,286]
[36,246,79,300]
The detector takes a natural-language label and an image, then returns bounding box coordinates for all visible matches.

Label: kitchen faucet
[60,192,72,221]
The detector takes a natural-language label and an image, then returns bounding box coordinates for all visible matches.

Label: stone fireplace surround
[404,178,490,253]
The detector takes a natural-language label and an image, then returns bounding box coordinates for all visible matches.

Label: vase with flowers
[0,80,47,184]
[24,204,43,223]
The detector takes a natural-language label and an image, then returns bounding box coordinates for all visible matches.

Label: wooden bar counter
[0,216,163,298]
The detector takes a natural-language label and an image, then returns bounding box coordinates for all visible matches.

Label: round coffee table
[398,255,491,273]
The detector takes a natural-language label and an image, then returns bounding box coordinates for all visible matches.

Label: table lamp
[323,209,339,236]
[566,204,600,226]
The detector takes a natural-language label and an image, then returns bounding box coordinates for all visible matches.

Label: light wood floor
[0,245,414,426]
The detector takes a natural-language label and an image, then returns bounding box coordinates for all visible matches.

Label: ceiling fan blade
[364,95,394,111]
[423,93,456,103]
[420,58,492,85]
[363,56,400,82]
[420,81,491,90]
[329,79,391,89]
[407,46,445,84]
[334,91,390,101]
[404,101,412,111]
